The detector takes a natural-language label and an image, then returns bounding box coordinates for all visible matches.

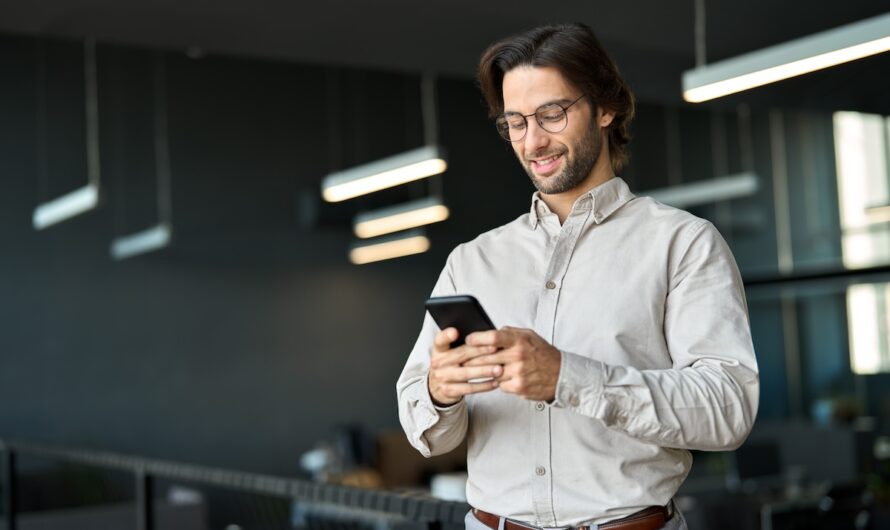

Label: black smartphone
[425,295,496,347]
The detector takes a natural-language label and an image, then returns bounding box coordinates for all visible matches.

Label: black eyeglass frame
[495,93,587,142]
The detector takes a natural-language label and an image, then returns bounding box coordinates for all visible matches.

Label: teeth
[535,156,558,164]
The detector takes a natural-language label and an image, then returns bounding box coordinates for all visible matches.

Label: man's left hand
[464,327,561,402]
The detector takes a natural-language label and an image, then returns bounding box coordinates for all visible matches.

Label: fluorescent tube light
[683,13,890,102]
[349,229,430,265]
[322,145,447,202]
[644,173,759,208]
[354,197,449,239]
[110,223,171,260]
[32,184,100,230]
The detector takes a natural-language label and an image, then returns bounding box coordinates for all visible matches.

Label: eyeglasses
[495,94,586,142]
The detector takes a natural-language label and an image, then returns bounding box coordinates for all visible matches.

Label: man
[397,23,759,530]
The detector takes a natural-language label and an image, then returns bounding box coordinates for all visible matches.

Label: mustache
[524,150,565,162]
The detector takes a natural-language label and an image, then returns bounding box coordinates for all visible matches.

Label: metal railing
[0,438,468,530]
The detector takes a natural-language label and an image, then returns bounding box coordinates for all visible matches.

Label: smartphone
[424,295,496,347]
[425,295,497,383]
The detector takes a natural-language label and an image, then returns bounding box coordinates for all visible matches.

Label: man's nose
[523,119,550,154]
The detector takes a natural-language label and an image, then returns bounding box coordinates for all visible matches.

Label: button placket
[528,208,591,526]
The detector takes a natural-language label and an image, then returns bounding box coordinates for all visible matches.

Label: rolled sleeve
[396,251,470,457]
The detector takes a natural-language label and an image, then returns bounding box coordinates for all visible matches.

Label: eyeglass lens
[496,104,569,142]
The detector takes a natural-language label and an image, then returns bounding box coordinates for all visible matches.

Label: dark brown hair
[478,23,635,172]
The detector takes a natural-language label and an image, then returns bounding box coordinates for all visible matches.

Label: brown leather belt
[472,505,671,530]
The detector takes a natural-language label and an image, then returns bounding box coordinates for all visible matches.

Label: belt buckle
[507,519,549,530]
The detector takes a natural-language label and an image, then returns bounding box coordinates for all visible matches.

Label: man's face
[501,66,610,195]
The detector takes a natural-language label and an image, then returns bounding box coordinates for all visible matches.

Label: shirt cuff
[433,400,464,412]
[409,375,466,425]
[553,350,606,415]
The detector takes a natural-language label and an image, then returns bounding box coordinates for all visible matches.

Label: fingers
[466,328,516,348]
[428,326,522,405]
[438,363,503,383]
[429,363,501,405]
[438,379,500,400]
[433,329,497,356]
[432,328,458,353]
[431,344,498,370]
[462,350,512,367]
[454,344,499,365]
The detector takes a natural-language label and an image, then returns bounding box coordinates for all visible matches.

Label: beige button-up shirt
[396,177,759,526]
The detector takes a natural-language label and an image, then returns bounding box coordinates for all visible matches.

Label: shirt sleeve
[396,252,470,457]
[553,220,760,451]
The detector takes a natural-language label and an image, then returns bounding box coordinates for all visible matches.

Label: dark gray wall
[0,34,535,475]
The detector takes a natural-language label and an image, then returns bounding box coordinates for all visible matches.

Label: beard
[521,124,602,195]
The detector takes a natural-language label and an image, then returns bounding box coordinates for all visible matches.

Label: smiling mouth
[529,154,563,174]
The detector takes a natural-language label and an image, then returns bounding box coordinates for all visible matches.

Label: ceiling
[1,1,888,111]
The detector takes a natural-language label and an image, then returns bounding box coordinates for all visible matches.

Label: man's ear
[598,108,615,128]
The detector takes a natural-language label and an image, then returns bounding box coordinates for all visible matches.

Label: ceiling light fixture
[33,184,99,230]
[321,145,447,202]
[110,53,174,260]
[32,39,101,229]
[353,196,450,239]
[111,224,172,260]
[348,229,431,265]
[644,172,759,208]
[683,12,890,103]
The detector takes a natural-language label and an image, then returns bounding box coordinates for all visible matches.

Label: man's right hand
[428,327,503,406]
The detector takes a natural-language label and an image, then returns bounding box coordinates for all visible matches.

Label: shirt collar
[527,176,636,229]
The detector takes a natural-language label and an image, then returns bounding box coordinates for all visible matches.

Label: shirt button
[535,466,546,476]
[535,402,545,411]
[569,395,580,407]
[545,281,556,290]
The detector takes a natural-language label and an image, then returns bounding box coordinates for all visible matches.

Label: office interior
[0,1,889,529]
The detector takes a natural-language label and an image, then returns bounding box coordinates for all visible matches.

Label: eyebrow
[503,98,575,116]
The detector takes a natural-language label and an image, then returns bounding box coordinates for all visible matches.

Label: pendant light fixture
[32,39,102,229]
[110,53,174,260]
[348,229,431,265]
[353,196,449,239]
[682,5,890,103]
[349,74,450,241]
[320,74,448,203]
[644,105,760,208]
